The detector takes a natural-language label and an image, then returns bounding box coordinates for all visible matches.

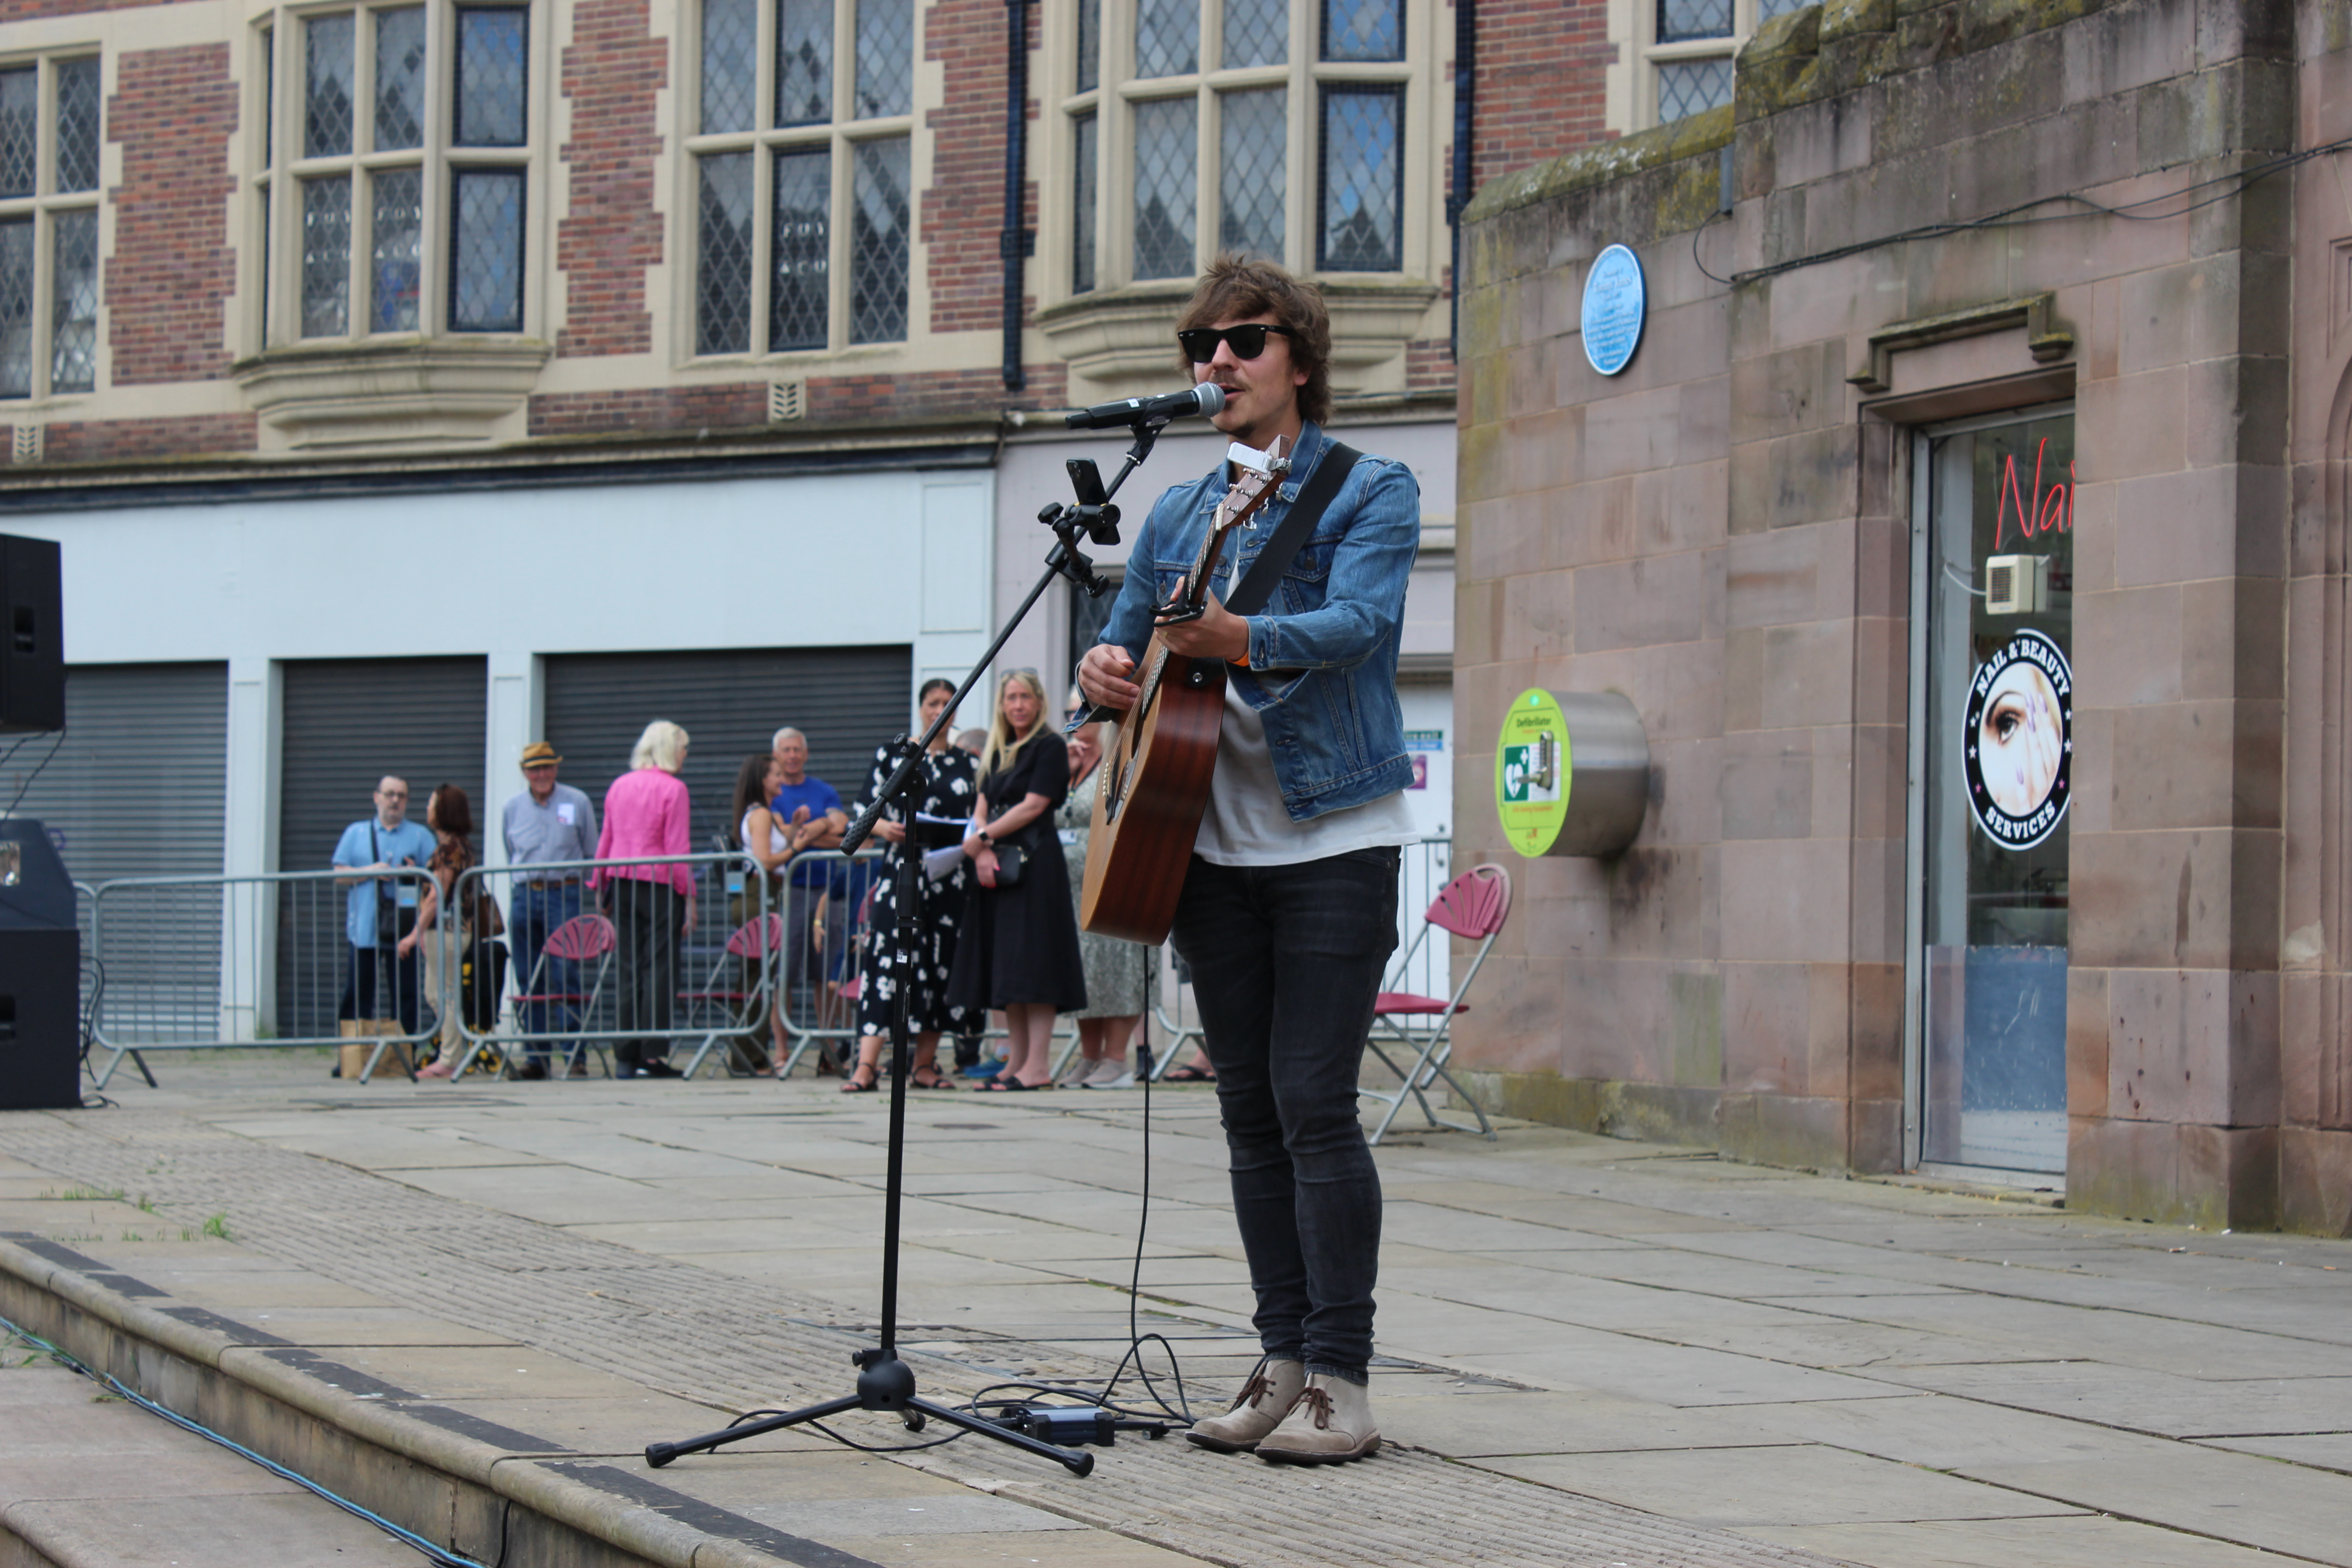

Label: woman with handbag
[406,785,500,1078]
[945,669,1085,1091]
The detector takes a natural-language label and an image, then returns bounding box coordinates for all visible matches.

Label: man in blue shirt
[333,776,438,1037]
[770,727,847,1028]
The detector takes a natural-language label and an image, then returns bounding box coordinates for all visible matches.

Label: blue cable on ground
[0,1311,503,1568]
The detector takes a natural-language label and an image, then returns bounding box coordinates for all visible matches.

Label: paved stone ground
[2,1052,2349,1568]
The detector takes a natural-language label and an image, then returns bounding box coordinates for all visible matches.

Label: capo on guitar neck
[1152,592,1208,626]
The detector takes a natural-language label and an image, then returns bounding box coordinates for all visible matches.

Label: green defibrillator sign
[1495,688,1571,858]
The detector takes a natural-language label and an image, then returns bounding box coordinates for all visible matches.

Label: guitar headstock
[1158,435,1296,627]
[1210,434,1293,537]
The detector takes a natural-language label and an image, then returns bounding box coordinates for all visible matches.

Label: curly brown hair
[1174,253,1333,426]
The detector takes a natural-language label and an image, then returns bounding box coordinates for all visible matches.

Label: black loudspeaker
[0,534,62,735]
[0,819,79,1111]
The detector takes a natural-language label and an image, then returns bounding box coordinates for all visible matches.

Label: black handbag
[991,843,1025,887]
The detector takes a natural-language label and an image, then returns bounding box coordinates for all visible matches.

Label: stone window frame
[1622,0,1808,131]
[1054,0,1426,300]
[681,0,920,362]
[247,1,543,351]
[0,51,103,404]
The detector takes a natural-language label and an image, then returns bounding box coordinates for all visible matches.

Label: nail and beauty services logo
[1963,628,2073,851]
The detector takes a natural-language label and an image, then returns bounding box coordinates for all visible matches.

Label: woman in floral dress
[840,679,976,1090]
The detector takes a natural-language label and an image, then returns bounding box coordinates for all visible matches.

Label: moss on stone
[1460,106,1732,225]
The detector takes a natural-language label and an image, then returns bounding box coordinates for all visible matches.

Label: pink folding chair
[1360,863,1511,1145]
[677,913,790,1079]
[507,913,617,1077]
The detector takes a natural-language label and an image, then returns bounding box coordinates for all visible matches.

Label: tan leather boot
[1255,1372,1379,1465]
[1185,1357,1305,1453]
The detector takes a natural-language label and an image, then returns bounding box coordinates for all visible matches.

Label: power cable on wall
[1692,135,2352,287]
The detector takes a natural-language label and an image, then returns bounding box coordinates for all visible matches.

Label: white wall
[6,467,994,875]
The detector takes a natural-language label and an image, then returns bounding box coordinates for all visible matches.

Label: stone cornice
[231,338,554,451]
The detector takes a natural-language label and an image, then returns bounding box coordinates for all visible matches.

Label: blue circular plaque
[1580,244,1646,377]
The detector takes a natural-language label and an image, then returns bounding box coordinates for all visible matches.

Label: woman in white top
[727,753,796,1073]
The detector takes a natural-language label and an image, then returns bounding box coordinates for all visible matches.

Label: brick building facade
[0,1,1632,1039]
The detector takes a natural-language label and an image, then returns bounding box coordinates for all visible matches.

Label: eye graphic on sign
[1962,628,2073,851]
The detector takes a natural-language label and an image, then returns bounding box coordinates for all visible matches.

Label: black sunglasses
[1178,323,1302,363]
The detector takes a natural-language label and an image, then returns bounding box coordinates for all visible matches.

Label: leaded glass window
[301,177,353,337]
[1071,112,1097,294]
[0,54,102,399]
[1225,0,1287,68]
[455,9,528,147]
[305,15,356,157]
[450,168,524,330]
[1656,57,1730,122]
[375,8,426,151]
[1219,88,1284,260]
[257,5,534,345]
[0,73,34,201]
[53,59,99,194]
[371,167,423,332]
[0,221,31,398]
[1645,0,1788,128]
[1656,0,1731,42]
[1137,0,1199,78]
[1059,0,1411,298]
[776,0,832,125]
[702,0,757,133]
[50,208,95,392]
[1076,0,1100,93]
[1132,97,1197,279]
[855,0,912,120]
[771,149,829,350]
[1322,0,1401,62]
[1318,86,1399,270]
[849,137,909,344]
[698,152,754,353]
[689,0,916,355]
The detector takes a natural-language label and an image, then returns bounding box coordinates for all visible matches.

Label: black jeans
[343,940,421,1034]
[612,879,682,1072]
[1169,846,1398,1383]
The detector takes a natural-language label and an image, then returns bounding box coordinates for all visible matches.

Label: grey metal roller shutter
[2,663,229,883]
[4,664,229,1039]
[276,658,489,1040]
[541,646,911,850]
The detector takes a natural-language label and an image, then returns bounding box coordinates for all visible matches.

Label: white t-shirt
[1192,684,1419,867]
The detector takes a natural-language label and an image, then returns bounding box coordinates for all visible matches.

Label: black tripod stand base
[644,1358,1094,1477]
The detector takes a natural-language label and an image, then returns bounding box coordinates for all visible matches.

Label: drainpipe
[1001,0,1033,392]
[1448,0,1475,360]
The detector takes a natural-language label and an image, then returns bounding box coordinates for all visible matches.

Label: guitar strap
[1222,441,1361,618]
[1068,441,1363,733]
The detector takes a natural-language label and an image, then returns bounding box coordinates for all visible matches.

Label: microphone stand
[644,415,1173,1479]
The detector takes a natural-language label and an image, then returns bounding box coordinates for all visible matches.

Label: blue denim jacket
[1094,420,1419,822]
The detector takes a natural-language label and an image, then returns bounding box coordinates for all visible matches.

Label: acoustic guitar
[1080,436,1291,944]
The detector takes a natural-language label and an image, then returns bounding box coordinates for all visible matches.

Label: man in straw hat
[502,741,600,1077]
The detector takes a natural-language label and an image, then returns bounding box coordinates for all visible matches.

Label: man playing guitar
[1078,255,1421,1465]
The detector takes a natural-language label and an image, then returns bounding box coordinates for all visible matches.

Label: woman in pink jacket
[593,720,694,1079]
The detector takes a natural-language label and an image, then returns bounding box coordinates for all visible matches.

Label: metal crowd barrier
[86,865,441,1088]
[74,836,1454,1093]
[445,848,887,1080]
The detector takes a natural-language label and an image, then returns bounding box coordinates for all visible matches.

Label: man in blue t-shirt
[770,728,848,1026]
[332,776,438,1037]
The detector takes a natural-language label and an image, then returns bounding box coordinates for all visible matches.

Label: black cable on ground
[0,1313,506,1568]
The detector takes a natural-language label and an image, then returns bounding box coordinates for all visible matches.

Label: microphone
[1063,382,1226,430]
